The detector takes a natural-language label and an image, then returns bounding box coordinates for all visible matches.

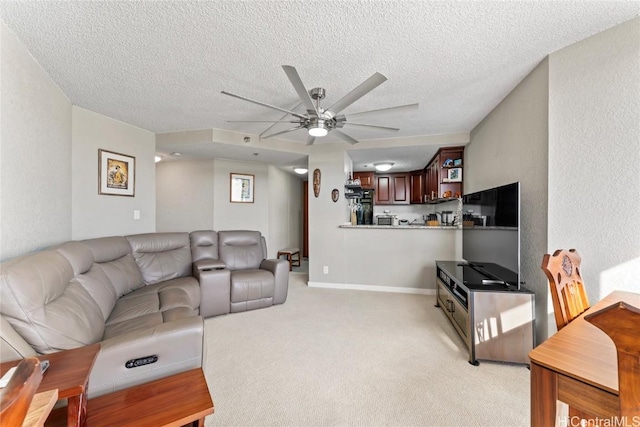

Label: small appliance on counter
[424,213,439,226]
[377,211,399,226]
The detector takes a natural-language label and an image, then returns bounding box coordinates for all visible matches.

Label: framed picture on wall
[447,167,462,182]
[230,173,254,203]
[98,149,135,197]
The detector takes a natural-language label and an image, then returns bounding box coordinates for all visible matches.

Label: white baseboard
[307,281,435,295]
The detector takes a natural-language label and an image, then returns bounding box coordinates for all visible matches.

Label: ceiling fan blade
[343,122,400,131]
[345,103,419,118]
[327,72,387,115]
[260,102,302,138]
[221,91,308,120]
[332,129,359,145]
[307,135,316,146]
[227,120,298,123]
[262,125,305,139]
[282,66,318,115]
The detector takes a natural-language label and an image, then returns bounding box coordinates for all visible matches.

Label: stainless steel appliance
[356,190,374,225]
[377,215,398,226]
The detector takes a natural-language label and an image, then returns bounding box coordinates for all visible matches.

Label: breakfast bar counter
[339,224,458,230]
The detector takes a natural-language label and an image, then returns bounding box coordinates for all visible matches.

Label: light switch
[133,210,140,220]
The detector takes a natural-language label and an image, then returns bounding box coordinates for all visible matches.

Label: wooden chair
[277,248,301,271]
[585,301,640,418]
[0,357,44,427]
[541,249,590,331]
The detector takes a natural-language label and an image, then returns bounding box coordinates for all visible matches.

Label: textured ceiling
[1,1,638,171]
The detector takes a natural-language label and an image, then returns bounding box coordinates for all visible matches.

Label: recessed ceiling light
[294,167,308,174]
[171,152,182,156]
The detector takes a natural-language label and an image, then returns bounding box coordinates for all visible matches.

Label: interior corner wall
[548,17,640,302]
[212,159,270,241]
[268,165,303,259]
[71,107,156,240]
[0,20,72,261]
[465,58,549,344]
[156,159,215,232]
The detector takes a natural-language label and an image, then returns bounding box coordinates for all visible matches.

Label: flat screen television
[462,182,521,288]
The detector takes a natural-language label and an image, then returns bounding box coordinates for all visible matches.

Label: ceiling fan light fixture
[308,125,328,137]
[294,167,308,174]
[374,162,394,172]
[308,118,328,137]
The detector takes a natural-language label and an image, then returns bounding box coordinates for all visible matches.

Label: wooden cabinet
[426,147,464,203]
[353,171,374,190]
[426,156,439,201]
[410,171,425,204]
[374,173,409,205]
[374,175,392,204]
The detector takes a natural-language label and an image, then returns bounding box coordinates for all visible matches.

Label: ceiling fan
[221,65,418,145]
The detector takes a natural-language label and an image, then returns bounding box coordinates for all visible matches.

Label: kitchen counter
[339,224,459,230]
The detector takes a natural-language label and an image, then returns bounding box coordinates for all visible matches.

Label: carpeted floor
[202,273,530,427]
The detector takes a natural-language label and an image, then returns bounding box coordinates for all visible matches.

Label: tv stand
[459,262,510,287]
[435,261,534,365]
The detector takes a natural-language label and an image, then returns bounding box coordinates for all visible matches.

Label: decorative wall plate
[331,189,339,202]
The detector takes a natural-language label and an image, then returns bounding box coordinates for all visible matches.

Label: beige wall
[308,144,352,282]
[548,17,640,301]
[71,107,156,240]
[156,160,215,232]
[465,58,550,343]
[0,20,72,261]
[268,165,303,259]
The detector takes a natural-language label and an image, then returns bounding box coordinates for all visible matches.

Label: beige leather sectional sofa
[0,230,289,397]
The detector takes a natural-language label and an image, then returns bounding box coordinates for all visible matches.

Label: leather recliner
[217,231,289,313]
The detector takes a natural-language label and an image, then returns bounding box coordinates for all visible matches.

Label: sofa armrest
[193,259,226,271]
[194,268,231,317]
[88,316,204,398]
[260,259,289,305]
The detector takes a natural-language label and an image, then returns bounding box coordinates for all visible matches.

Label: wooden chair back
[0,357,44,427]
[585,301,640,417]
[541,249,590,330]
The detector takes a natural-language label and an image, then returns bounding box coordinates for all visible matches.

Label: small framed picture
[448,168,462,182]
[99,149,135,197]
[453,159,462,167]
[230,173,255,203]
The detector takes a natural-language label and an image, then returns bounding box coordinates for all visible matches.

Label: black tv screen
[462,182,520,286]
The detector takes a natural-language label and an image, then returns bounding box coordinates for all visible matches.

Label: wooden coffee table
[0,343,99,427]
[84,368,214,427]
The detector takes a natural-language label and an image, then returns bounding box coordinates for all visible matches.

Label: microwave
[377,215,398,226]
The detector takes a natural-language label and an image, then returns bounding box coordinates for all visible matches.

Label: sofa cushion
[230,269,275,303]
[190,230,219,262]
[126,233,192,285]
[55,241,117,321]
[82,237,144,298]
[218,231,264,270]
[105,276,200,333]
[0,250,104,353]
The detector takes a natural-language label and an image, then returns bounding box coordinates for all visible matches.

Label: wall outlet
[323,266,329,274]
[133,210,140,220]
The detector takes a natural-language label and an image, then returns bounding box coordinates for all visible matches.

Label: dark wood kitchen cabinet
[353,171,374,190]
[426,146,464,203]
[374,173,409,205]
[410,170,425,204]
